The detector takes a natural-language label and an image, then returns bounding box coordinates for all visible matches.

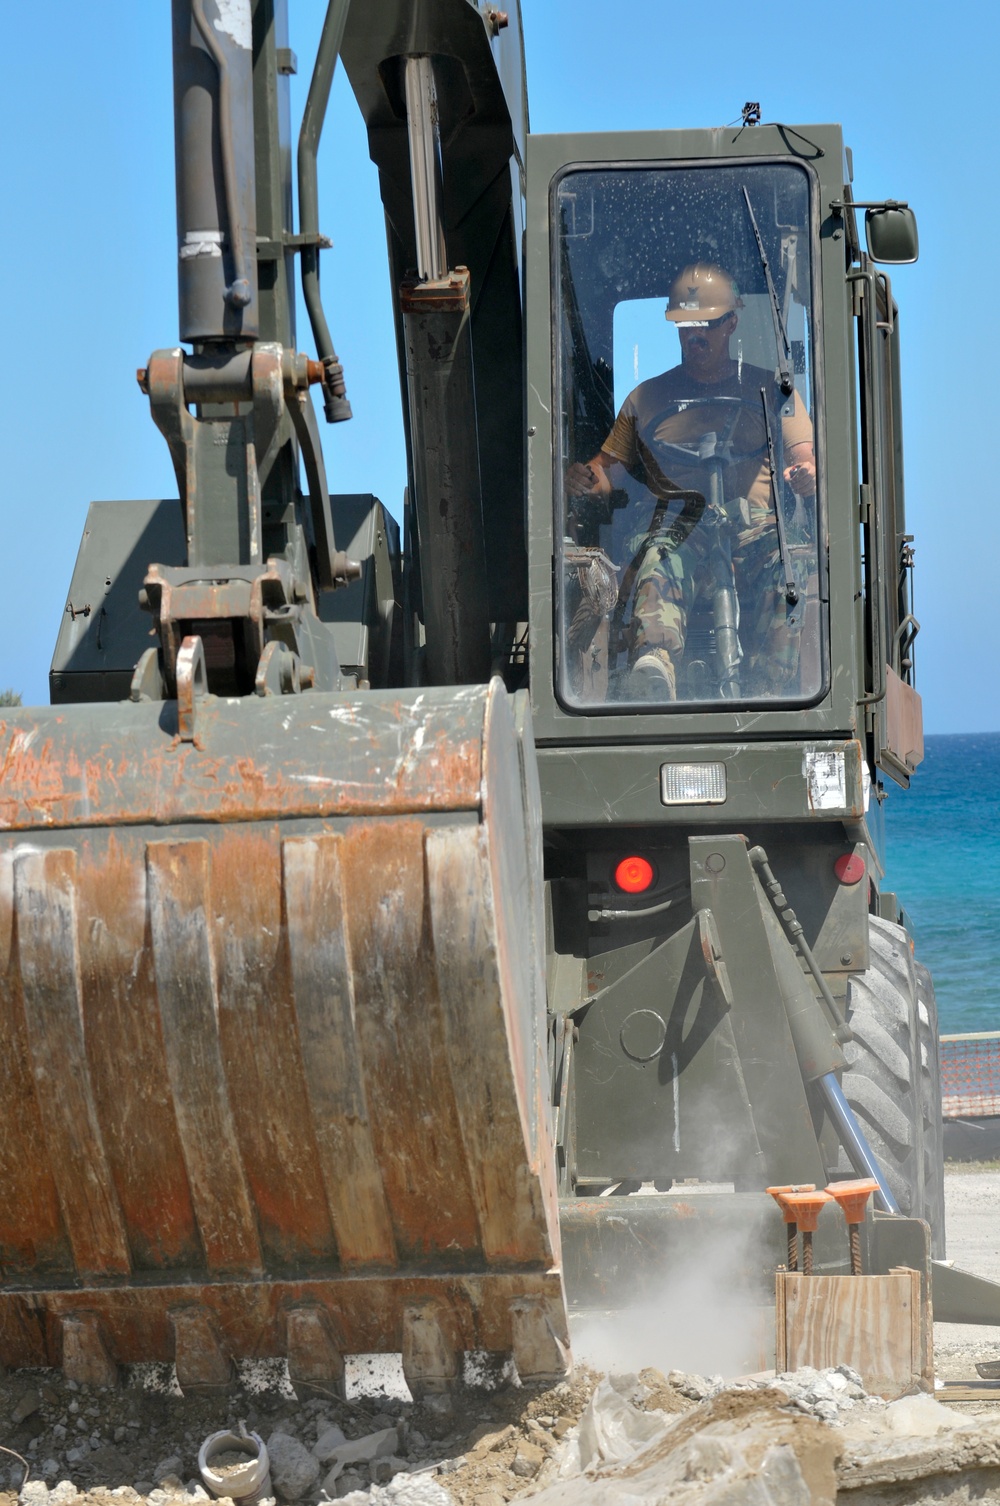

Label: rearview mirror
[865,205,919,264]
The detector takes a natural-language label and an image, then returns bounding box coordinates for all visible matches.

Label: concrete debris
[12,1396,44,1426]
[319,1431,398,1490]
[509,1439,544,1478]
[530,1387,839,1505]
[310,1431,346,1467]
[367,1458,407,1486]
[836,1424,1000,1499]
[334,1480,450,1506]
[460,1424,512,1461]
[882,1394,965,1436]
[264,1436,320,1502]
[8,1352,1000,1506]
[18,1486,50,1506]
[667,1372,724,1403]
[556,1374,670,1476]
[153,1460,184,1485]
[47,1489,81,1506]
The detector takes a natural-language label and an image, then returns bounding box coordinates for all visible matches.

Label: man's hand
[784,443,816,497]
[565,452,614,500]
[565,460,602,498]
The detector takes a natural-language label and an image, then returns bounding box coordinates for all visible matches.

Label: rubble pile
[3,1361,1000,1506]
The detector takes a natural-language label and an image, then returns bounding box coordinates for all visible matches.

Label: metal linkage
[404,56,448,283]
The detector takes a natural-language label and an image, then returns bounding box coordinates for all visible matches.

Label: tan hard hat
[665,264,741,324]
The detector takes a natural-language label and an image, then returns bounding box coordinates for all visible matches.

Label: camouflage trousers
[630,526,804,695]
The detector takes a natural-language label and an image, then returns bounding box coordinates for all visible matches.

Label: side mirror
[865,205,919,265]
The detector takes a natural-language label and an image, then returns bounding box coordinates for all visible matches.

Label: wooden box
[775,1266,932,1398]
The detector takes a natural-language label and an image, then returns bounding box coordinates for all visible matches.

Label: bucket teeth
[170,1306,235,1392]
[401,1300,460,1398]
[285,1306,346,1398]
[60,1312,118,1389]
[510,1295,570,1384]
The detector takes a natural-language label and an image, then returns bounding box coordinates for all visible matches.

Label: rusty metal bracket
[255,231,332,262]
[176,636,208,742]
[255,640,302,697]
[130,647,166,704]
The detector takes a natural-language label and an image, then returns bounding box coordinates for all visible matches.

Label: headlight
[659,761,727,805]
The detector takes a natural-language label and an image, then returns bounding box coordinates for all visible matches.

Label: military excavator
[2,0,998,1392]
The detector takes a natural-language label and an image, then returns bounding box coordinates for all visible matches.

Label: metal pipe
[818,1072,899,1214]
[297,0,352,420]
[403,57,448,282]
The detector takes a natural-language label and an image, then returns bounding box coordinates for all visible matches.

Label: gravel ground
[934,1162,1000,1388]
[3,1165,1000,1504]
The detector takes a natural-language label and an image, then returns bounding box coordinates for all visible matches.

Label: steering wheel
[643,394,768,476]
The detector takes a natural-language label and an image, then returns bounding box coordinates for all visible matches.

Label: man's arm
[780,391,816,497]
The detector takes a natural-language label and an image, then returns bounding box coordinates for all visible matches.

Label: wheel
[836,917,944,1252]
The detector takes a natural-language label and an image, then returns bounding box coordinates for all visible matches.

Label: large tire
[915,959,947,1257]
[836,917,945,1255]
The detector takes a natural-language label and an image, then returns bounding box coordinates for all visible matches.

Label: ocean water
[883,732,1000,1034]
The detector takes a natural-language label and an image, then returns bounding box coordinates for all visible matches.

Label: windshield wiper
[759,387,799,605]
[742,187,794,396]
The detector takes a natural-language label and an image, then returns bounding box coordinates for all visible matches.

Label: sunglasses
[669,312,734,330]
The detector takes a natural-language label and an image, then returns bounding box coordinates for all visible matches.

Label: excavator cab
[554,160,822,709]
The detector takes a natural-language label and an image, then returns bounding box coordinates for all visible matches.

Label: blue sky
[1,0,995,731]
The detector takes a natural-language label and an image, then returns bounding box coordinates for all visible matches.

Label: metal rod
[758,388,799,605]
[404,56,448,282]
[748,846,852,1044]
[297,0,351,419]
[741,185,793,395]
[818,1072,899,1214]
[190,0,252,309]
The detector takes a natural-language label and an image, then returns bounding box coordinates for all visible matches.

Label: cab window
[554,162,824,711]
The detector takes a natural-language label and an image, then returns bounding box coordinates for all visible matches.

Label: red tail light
[614,856,655,894]
[834,853,866,885]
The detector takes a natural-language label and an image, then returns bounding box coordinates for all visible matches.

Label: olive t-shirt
[602,362,813,535]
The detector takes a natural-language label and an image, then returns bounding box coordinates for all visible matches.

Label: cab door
[854,253,923,786]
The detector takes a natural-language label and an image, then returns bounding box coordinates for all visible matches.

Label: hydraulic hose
[588,881,690,924]
[819,1072,899,1214]
[297,0,352,421]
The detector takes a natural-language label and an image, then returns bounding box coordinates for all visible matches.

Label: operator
[565,263,816,699]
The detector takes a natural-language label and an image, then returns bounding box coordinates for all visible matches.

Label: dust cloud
[569,1204,770,1378]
